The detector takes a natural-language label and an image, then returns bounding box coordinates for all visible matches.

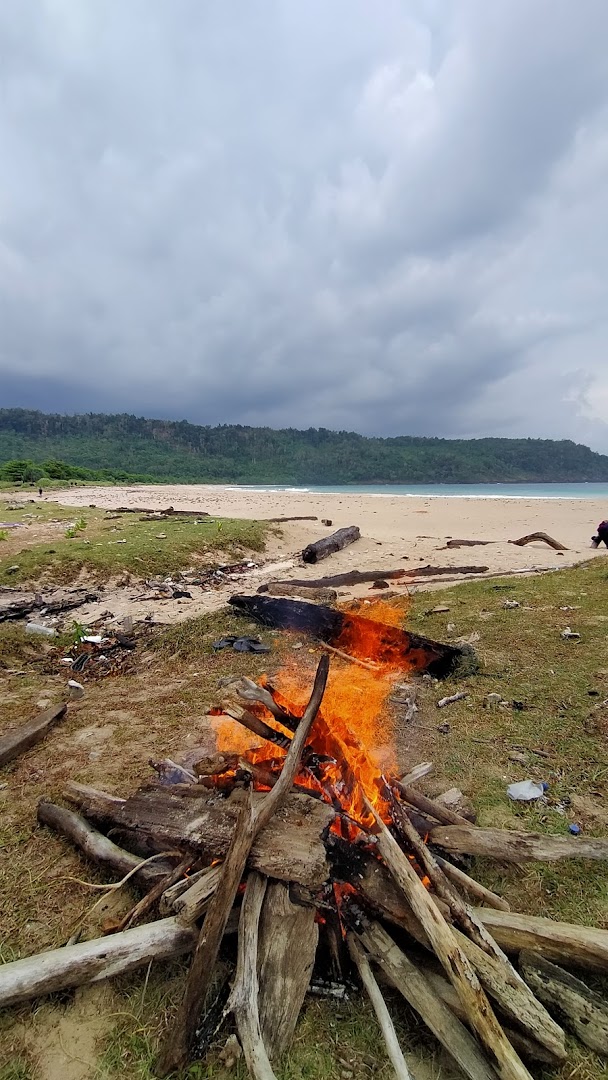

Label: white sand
[51,484,607,599]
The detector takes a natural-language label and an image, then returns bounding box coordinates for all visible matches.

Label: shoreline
[47,483,607,589]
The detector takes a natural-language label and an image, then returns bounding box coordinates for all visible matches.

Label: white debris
[507,780,545,802]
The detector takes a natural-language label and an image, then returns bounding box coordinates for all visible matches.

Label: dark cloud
[1,1,608,447]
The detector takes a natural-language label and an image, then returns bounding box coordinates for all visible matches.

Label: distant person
[592,520,608,548]
[38,487,43,497]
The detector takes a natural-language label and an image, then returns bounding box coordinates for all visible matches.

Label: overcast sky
[1,2,608,448]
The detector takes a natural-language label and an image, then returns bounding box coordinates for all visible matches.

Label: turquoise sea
[228,482,608,500]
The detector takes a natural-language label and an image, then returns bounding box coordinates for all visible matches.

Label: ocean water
[227,482,608,500]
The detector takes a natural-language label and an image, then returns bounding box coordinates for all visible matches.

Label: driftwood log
[0,918,196,1008]
[301,525,360,564]
[63,782,334,888]
[0,588,99,623]
[37,801,175,886]
[0,704,67,768]
[347,934,412,1080]
[262,583,338,602]
[406,564,489,577]
[446,540,493,548]
[264,515,318,523]
[429,824,608,863]
[424,970,565,1067]
[519,950,608,1055]
[265,569,409,588]
[509,532,568,551]
[366,806,534,1080]
[477,909,608,973]
[257,881,318,1060]
[357,921,497,1080]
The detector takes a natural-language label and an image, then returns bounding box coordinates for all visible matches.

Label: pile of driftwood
[3,656,608,1079]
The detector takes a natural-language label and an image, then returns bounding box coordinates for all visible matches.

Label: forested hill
[1,409,608,484]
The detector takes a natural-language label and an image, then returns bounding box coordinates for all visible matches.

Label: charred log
[229,595,477,679]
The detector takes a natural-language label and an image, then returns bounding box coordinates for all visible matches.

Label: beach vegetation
[1,408,608,485]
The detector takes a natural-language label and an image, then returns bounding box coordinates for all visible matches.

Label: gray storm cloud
[1,0,608,447]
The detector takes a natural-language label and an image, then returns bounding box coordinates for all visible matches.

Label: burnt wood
[229,594,476,678]
[1,704,67,767]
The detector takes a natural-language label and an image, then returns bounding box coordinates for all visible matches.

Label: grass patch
[405,557,608,927]
[0,503,269,585]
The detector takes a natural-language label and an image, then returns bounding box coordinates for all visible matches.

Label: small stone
[155,533,167,539]
[485,692,503,706]
[68,679,85,700]
[503,600,520,609]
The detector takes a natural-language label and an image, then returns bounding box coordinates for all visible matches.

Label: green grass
[0,503,269,585]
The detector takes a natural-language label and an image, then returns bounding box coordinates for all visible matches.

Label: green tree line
[1,408,608,484]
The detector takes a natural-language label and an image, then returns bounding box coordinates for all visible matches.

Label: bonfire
[2,597,608,1079]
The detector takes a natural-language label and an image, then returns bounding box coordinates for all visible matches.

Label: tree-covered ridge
[1,408,607,484]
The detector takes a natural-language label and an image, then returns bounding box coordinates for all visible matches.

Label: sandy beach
[51,484,608,596]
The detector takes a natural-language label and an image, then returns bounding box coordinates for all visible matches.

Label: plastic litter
[25,622,57,637]
[68,679,85,700]
[569,823,581,835]
[507,780,545,801]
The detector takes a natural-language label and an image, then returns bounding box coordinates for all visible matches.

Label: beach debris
[569,824,581,836]
[122,616,134,633]
[212,635,271,655]
[321,518,333,526]
[398,761,433,786]
[264,569,409,589]
[68,679,85,700]
[437,692,468,708]
[507,780,546,802]
[370,579,389,589]
[263,515,318,523]
[485,691,505,708]
[6,565,20,574]
[509,532,568,551]
[561,627,581,640]
[503,600,520,609]
[25,622,57,637]
[156,533,167,540]
[0,703,67,767]
[1,587,100,624]
[445,539,493,547]
[259,582,338,602]
[302,525,361,564]
[509,752,528,765]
